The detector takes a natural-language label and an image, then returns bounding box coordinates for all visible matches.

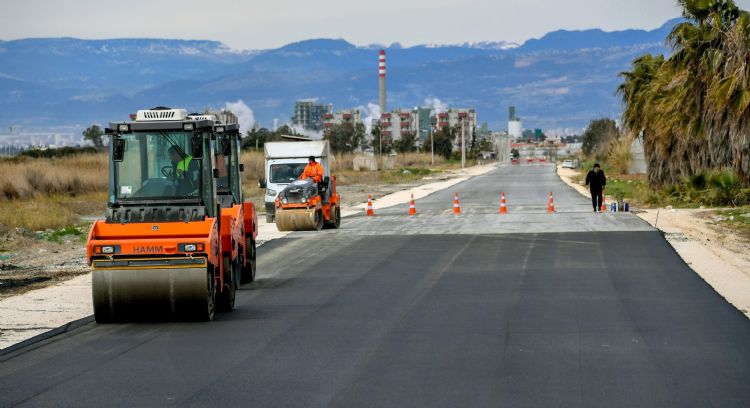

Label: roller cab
[87,107,226,322]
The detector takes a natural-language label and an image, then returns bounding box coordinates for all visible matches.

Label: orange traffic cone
[499,192,508,214]
[547,191,556,213]
[600,189,607,212]
[366,194,375,216]
[453,193,461,214]
[408,193,417,215]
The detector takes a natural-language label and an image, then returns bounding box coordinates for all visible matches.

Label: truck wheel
[241,238,256,284]
[265,214,274,223]
[216,256,236,312]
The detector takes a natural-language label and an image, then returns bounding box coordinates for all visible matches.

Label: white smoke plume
[224,100,256,134]
[290,124,324,140]
[357,102,381,135]
[422,97,448,116]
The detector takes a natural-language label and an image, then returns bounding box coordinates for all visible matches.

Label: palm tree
[618,0,750,186]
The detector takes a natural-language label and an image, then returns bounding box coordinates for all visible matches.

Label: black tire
[216,256,236,312]
[241,238,256,284]
[314,210,324,231]
[324,206,341,229]
[197,269,216,321]
[332,206,341,229]
[265,214,274,223]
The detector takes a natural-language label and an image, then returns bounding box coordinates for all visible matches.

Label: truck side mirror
[113,137,125,162]
[239,163,245,172]
[323,176,330,184]
[191,135,203,159]
[258,178,266,188]
[213,168,220,178]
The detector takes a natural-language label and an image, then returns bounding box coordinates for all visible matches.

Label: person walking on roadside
[585,163,606,212]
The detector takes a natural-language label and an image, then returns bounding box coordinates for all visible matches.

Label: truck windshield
[270,163,307,184]
[113,131,208,201]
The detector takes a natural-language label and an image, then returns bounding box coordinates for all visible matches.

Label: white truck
[259,140,331,223]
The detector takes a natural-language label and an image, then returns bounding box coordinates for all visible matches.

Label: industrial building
[204,109,239,125]
[379,108,419,142]
[378,107,477,151]
[292,101,333,132]
[323,109,363,134]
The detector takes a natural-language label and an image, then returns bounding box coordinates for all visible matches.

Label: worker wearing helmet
[300,155,324,183]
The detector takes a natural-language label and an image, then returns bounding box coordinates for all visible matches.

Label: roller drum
[92,267,214,322]
[275,208,322,231]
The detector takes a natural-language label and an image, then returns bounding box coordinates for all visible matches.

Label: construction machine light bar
[183,123,195,131]
[135,108,188,122]
[187,114,217,122]
[215,126,225,133]
[117,124,130,132]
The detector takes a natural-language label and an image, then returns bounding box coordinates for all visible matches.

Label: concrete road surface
[1,164,749,407]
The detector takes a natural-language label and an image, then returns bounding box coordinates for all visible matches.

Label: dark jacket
[585,169,606,190]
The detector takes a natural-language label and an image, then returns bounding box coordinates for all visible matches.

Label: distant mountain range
[0,19,680,134]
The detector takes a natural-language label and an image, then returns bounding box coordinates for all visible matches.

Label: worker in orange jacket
[300,156,324,183]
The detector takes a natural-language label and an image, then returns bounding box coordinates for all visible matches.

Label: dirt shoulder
[558,164,750,318]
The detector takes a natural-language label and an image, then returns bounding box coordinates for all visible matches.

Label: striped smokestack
[379,50,386,114]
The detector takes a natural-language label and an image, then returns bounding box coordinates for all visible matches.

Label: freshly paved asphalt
[1,164,749,407]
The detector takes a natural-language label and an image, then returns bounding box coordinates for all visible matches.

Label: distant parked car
[562,159,575,169]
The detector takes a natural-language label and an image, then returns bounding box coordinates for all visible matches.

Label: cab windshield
[113,131,210,202]
[270,163,306,184]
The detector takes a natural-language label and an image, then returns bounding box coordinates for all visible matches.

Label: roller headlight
[101,246,115,254]
[282,198,288,204]
[266,188,278,197]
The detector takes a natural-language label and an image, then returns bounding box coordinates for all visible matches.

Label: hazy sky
[2,0,750,50]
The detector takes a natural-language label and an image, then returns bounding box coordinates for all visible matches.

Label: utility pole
[379,130,382,157]
[461,118,465,169]
[430,127,434,166]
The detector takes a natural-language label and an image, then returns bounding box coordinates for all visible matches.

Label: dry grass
[0,154,108,231]
[0,154,107,200]
[607,134,634,175]
[0,192,106,231]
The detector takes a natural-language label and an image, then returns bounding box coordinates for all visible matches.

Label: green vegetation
[618,0,750,187]
[38,225,88,243]
[713,207,750,237]
[18,146,100,159]
[582,118,618,159]
[82,124,104,150]
[327,122,366,153]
